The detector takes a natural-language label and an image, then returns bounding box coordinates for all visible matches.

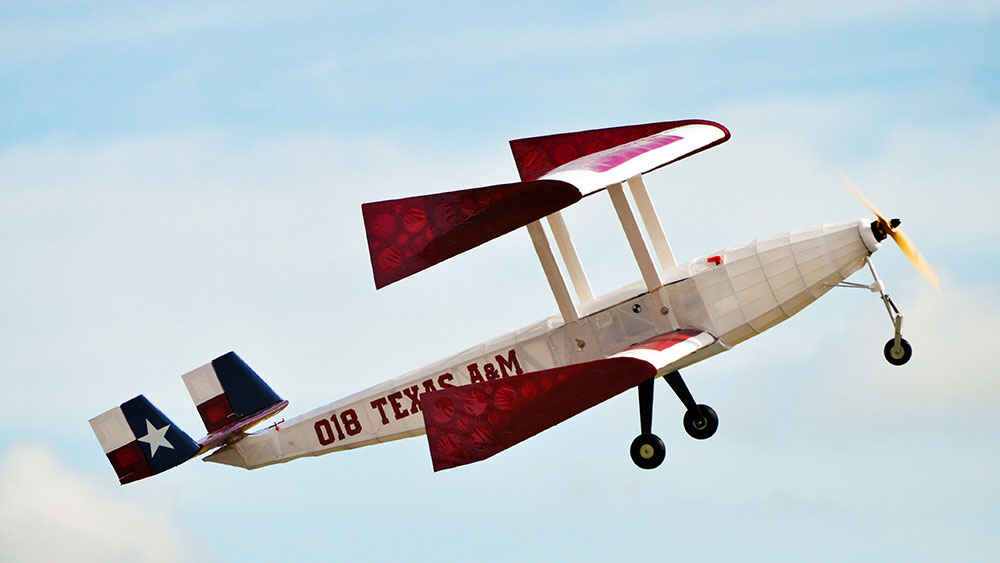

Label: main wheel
[884,338,912,366]
[630,433,666,469]
[683,404,719,440]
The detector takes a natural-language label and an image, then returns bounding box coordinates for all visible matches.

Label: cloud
[0,443,200,563]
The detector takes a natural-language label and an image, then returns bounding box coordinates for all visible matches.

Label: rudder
[181,351,287,447]
[89,395,200,484]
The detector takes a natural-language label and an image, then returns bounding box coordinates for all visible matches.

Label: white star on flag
[138,419,174,457]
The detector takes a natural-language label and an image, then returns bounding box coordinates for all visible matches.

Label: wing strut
[608,182,662,293]
[526,220,579,323]
[626,175,677,269]
[546,211,595,304]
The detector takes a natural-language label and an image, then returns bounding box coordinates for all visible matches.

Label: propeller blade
[841,172,889,226]
[888,228,941,292]
[841,171,940,292]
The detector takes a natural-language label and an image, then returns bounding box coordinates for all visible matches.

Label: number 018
[314,409,362,445]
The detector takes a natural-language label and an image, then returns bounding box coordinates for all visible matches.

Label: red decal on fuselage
[370,397,390,425]
[468,363,484,384]
[366,351,522,426]
[314,409,363,447]
[387,391,408,420]
[496,350,523,377]
[402,385,421,414]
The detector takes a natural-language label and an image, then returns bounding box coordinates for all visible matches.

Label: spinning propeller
[841,172,940,292]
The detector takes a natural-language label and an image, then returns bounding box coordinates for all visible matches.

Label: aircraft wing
[363,179,581,289]
[421,329,714,471]
[364,119,729,288]
[510,119,730,195]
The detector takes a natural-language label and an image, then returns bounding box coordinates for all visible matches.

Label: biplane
[90,119,939,483]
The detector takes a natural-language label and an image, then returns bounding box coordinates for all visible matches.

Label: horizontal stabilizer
[510,119,730,194]
[363,179,581,288]
[89,396,200,484]
[421,357,656,471]
[181,352,288,449]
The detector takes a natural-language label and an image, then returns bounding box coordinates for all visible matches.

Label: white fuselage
[206,219,881,469]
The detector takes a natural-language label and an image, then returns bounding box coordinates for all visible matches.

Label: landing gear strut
[630,370,718,469]
[832,256,913,366]
[630,378,666,469]
[664,371,718,440]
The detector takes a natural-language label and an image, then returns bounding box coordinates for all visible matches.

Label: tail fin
[181,351,288,448]
[89,396,200,484]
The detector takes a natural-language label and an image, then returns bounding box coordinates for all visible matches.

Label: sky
[1,1,998,561]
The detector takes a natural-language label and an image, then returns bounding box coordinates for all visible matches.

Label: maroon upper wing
[363,179,580,289]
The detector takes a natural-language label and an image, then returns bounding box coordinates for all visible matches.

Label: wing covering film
[422,329,714,471]
[509,119,730,193]
[363,179,581,289]
[422,357,656,471]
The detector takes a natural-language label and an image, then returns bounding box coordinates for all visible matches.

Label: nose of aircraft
[842,172,940,292]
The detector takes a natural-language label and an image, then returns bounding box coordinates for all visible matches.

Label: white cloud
[0,443,201,563]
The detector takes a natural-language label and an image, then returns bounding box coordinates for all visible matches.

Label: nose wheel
[832,257,914,366]
[884,337,912,366]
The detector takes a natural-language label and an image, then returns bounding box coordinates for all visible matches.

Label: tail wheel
[683,404,719,440]
[884,338,912,366]
[630,433,666,469]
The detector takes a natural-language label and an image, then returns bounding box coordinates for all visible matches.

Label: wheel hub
[639,444,655,459]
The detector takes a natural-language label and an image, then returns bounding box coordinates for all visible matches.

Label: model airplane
[90,119,939,483]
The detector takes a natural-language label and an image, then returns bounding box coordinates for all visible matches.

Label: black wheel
[683,404,719,440]
[630,433,666,469]
[884,338,912,366]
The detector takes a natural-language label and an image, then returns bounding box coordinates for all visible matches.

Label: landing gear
[683,404,719,440]
[831,257,914,366]
[631,378,665,469]
[664,371,718,440]
[630,434,666,469]
[629,370,717,469]
[884,338,912,366]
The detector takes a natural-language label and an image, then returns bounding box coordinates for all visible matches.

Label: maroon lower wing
[421,357,656,471]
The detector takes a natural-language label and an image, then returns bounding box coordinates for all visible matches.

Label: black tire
[884,338,912,366]
[683,404,719,440]
[630,433,666,469]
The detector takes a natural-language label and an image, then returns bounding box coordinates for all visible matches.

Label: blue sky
[1,2,998,561]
